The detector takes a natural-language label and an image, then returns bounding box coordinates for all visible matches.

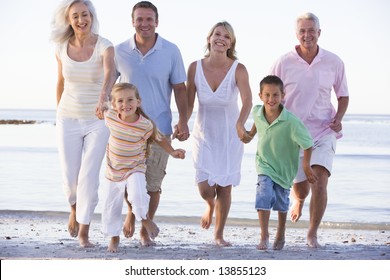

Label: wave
[1,210,388,231]
[335,154,390,159]
[343,114,390,124]
[1,109,390,124]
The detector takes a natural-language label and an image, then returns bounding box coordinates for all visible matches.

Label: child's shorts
[255,175,290,212]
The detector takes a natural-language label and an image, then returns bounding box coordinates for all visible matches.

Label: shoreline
[1,210,389,260]
[1,210,389,230]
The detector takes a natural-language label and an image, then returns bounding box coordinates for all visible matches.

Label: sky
[0,0,389,115]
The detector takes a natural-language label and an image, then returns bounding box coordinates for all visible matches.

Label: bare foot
[79,237,94,248]
[78,224,94,248]
[290,199,304,223]
[273,238,285,250]
[123,212,136,238]
[201,203,214,229]
[140,229,156,247]
[107,236,120,253]
[256,238,269,250]
[307,235,322,248]
[215,238,232,247]
[141,219,160,240]
[68,212,79,238]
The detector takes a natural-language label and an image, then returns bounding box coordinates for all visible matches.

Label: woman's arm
[235,63,253,140]
[55,54,64,107]
[96,46,116,119]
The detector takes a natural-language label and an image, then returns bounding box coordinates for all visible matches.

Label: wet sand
[1,210,389,260]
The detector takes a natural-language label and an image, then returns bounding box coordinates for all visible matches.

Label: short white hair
[296,12,320,31]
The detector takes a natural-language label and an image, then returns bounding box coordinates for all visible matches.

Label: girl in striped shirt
[102,83,185,252]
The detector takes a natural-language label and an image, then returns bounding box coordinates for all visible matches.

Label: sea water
[0,109,389,226]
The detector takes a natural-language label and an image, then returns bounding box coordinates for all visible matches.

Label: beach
[1,210,389,260]
[1,112,390,279]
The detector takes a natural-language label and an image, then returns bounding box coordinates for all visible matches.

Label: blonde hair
[205,21,237,60]
[111,83,162,157]
[50,0,99,44]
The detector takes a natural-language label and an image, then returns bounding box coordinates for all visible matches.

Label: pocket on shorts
[145,149,169,191]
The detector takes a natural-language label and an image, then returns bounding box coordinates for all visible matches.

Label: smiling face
[296,18,321,52]
[112,88,141,123]
[208,25,232,54]
[260,84,285,113]
[68,2,92,35]
[132,7,158,40]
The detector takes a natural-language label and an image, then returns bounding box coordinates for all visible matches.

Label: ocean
[0,109,389,228]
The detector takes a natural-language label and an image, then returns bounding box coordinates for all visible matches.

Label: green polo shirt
[253,105,313,189]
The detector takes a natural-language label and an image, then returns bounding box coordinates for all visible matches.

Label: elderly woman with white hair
[50,0,116,247]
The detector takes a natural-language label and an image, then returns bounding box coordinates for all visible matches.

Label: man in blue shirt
[115,1,189,247]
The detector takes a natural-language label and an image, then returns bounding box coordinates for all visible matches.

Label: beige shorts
[294,134,337,183]
[145,136,171,193]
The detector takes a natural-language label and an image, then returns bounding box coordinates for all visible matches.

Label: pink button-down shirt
[270,46,349,141]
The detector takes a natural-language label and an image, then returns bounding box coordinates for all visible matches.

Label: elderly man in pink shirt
[270,12,349,248]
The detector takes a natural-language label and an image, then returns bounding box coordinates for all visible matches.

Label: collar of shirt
[293,45,325,65]
[258,104,288,127]
[129,33,163,56]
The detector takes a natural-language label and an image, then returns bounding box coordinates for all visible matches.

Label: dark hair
[132,1,159,21]
[260,75,284,93]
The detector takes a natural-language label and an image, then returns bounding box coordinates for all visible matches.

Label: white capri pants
[101,172,150,237]
[56,117,109,225]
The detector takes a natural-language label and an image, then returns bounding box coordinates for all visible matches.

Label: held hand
[95,104,106,120]
[172,125,179,140]
[241,131,253,144]
[171,149,186,159]
[236,125,251,143]
[172,123,190,141]
[95,99,108,120]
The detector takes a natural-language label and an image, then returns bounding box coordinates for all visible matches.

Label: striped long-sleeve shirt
[104,109,153,182]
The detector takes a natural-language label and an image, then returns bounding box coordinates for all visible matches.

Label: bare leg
[256,210,270,250]
[198,181,216,229]
[307,165,329,248]
[140,191,160,247]
[290,181,310,222]
[123,190,135,238]
[68,204,79,238]
[273,211,287,250]
[78,224,94,248]
[107,236,120,252]
[214,185,232,247]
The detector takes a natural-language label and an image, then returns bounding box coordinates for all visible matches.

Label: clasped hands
[172,123,190,141]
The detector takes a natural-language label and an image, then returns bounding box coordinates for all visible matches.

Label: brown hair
[132,1,159,21]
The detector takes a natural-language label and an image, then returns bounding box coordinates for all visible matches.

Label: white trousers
[56,117,109,224]
[101,172,150,237]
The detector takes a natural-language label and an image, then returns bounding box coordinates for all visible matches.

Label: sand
[1,210,389,260]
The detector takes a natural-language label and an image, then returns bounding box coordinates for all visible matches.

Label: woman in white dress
[186,21,252,246]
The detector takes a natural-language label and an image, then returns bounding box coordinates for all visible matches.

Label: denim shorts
[255,175,290,212]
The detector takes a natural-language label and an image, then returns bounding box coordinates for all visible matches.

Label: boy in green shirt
[245,75,317,250]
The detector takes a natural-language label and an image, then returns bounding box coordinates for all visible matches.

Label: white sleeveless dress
[192,59,243,187]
